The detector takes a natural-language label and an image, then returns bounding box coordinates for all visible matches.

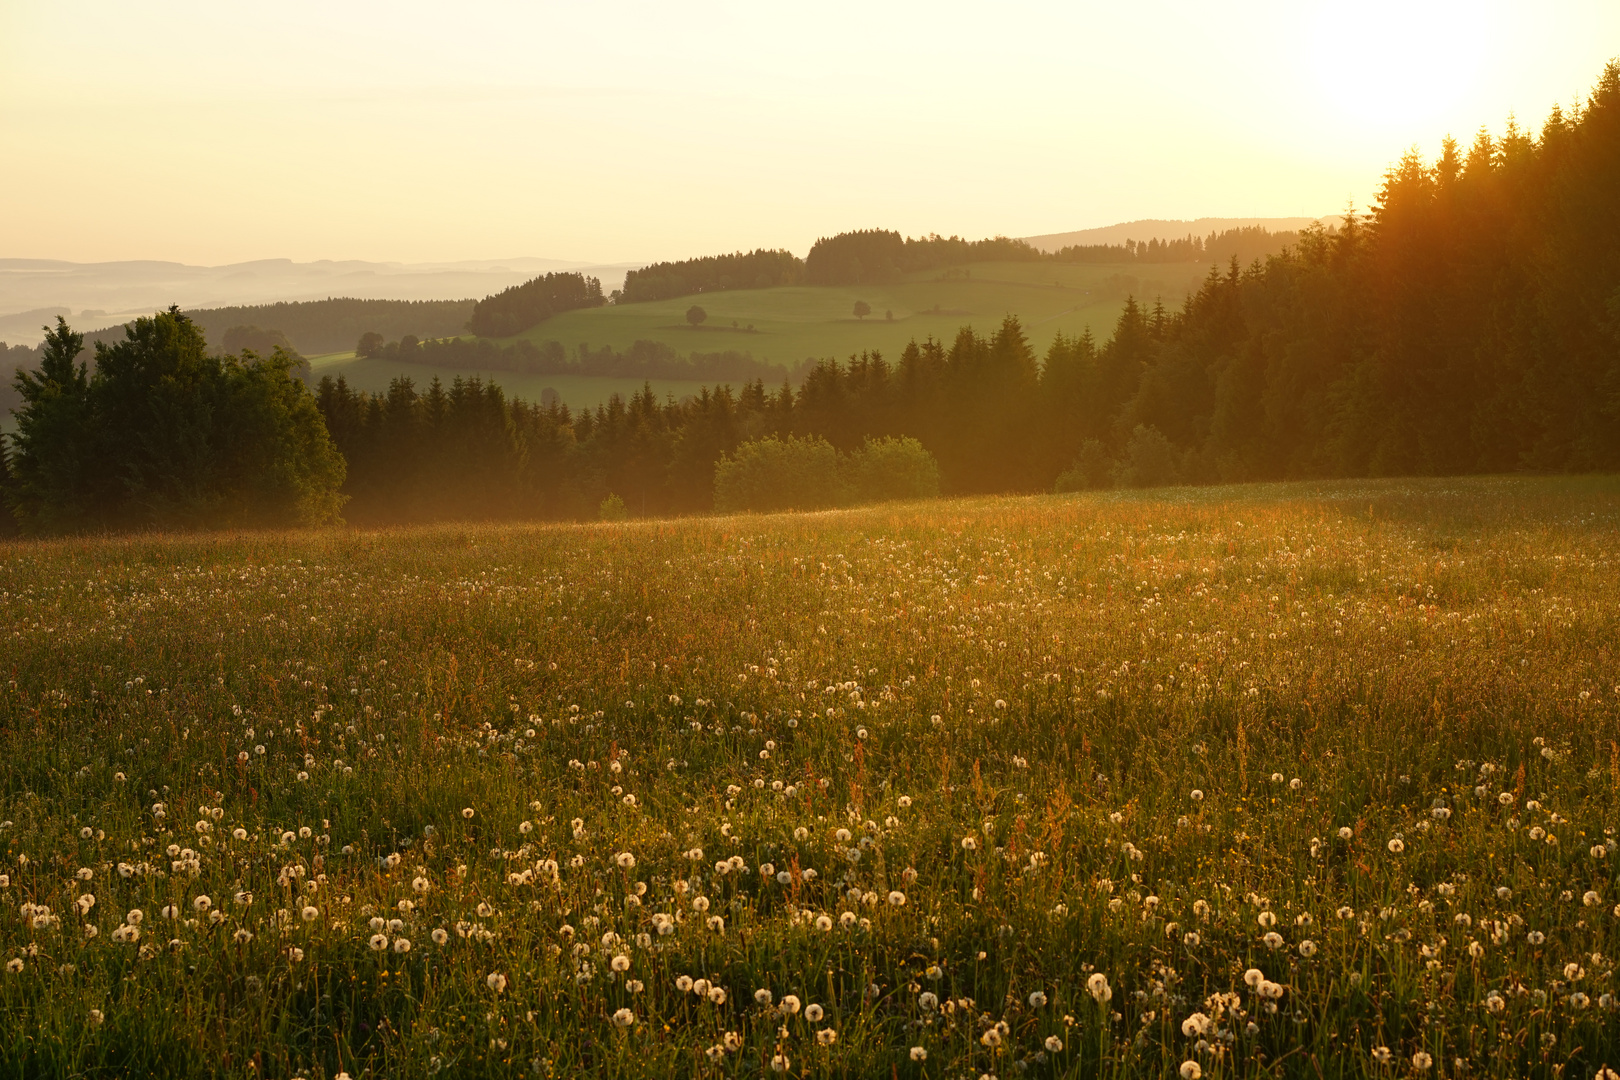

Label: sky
[0,0,1615,266]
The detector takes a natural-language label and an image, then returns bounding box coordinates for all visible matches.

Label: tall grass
[0,475,1616,1078]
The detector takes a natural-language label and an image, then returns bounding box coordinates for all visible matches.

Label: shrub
[713,436,843,512]
[1055,439,1112,492]
[715,435,943,513]
[846,436,940,503]
[598,493,627,521]
[1112,424,1180,488]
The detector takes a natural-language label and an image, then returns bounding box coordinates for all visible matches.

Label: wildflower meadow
[1,475,1617,1079]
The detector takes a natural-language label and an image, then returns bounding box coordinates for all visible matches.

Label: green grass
[306,260,1212,411]
[517,261,1210,365]
[2,475,1619,1078]
[304,353,716,412]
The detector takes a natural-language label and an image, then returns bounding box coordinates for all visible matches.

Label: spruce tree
[6,317,96,532]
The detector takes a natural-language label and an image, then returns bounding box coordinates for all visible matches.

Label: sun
[1306,0,1499,138]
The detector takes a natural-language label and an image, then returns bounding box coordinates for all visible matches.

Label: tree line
[619,249,802,304]
[5,63,1617,534]
[601,226,1304,302]
[354,334,815,385]
[1050,226,1304,266]
[1099,63,1620,481]
[801,231,1043,284]
[464,272,605,337]
[796,226,1307,284]
[190,298,474,354]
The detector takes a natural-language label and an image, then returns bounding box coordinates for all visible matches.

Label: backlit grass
[1,476,1617,1078]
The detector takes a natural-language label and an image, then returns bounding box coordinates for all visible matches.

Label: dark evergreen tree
[6,317,94,532]
[6,309,345,533]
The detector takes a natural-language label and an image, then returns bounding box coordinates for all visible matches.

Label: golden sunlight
[1307,0,1498,134]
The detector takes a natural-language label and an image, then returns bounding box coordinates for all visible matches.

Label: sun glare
[1307,1,1497,137]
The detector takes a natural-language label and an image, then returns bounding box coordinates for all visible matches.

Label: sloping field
[2,475,1617,1077]
[512,261,1213,366]
[304,261,1212,409]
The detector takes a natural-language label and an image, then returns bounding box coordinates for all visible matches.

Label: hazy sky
[1,0,1615,265]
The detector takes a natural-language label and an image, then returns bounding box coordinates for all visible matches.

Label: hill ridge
[1023,216,1330,252]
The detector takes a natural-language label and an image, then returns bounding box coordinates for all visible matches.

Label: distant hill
[0,306,75,343]
[183,298,477,355]
[5,298,478,358]
[1023,217,1331,252]
[1,217,1333,419]
[0,256,639,346]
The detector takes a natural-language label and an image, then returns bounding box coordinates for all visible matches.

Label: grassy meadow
[518,261,1211,364]
[1,476,1618,1078]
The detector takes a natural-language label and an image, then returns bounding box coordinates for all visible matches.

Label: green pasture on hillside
[514,261,1213,365]
[2,476,1619,1077]
[302,261,1214,410]
[305,354,716,411]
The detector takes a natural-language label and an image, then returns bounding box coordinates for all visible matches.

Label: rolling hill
[0,256,638,346]
[6,221,1320,417]
[305,259,1214,411]
[508,259,1201,364]
[1022,216,1330,251]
